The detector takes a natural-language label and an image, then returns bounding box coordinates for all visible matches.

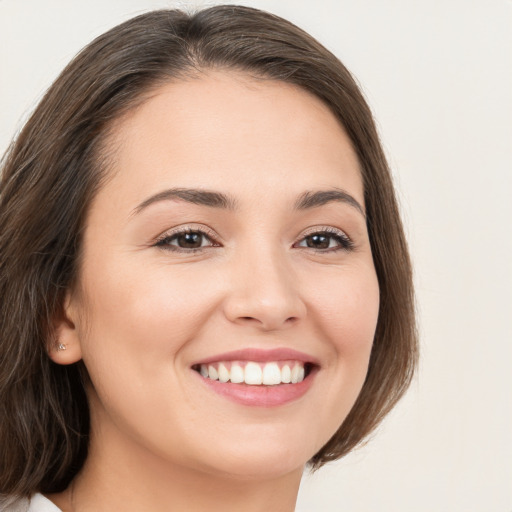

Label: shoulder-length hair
[0,5,417,498]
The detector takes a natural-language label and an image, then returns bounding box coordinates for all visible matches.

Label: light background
[1,1,511,510]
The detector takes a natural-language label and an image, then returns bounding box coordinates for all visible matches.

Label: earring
[57,343,67,351]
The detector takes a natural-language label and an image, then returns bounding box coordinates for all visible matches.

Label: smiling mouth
[192,360,315,386]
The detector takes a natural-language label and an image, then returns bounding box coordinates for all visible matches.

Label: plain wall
[1,1,511,510]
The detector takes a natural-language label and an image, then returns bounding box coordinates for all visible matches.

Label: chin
[204,450,308,482]
[189,427,319,481]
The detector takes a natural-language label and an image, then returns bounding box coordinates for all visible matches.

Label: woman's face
[61,71,379,479]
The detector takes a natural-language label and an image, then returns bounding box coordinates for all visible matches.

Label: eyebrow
[294,189,365,217]
[131,187,364,217]
[131,188,237,215]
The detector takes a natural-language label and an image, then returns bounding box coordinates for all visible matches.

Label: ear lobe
[48,293,83,365]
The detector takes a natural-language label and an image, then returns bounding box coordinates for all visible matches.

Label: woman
[0,6,417,511]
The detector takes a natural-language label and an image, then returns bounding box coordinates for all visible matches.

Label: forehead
[99,71,364,211]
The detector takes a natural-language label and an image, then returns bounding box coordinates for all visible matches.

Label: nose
[222,247,306,332]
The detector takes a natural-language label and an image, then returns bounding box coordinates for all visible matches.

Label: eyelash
[154,226,354,254]
[154,226,220,253]
[295,226,354,252]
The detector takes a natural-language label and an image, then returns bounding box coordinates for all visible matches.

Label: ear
[47,291,83,365]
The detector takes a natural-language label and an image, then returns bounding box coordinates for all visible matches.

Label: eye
[154,227,219,252]
[294,228,353,252]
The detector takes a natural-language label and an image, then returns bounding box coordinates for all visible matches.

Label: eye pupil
[307,234,330,249]
[178,232,203,248]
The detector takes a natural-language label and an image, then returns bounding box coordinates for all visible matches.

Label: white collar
[27,493,62,512]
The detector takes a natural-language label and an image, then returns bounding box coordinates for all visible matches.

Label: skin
[49,71,380,512]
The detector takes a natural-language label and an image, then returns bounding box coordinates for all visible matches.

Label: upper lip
[192,348,320,367]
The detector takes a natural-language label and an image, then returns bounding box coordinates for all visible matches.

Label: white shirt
[1,493,62,512]
[27,494,62,512]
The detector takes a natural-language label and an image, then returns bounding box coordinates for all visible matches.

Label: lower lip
[194,369,317,407]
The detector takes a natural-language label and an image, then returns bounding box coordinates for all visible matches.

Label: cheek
[302,262,380,432]
[74,261,221,450]
[75,258,230,403]
[305,262,380,357]
[79,259,218,347]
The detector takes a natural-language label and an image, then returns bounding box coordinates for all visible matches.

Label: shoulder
[0,493,62,512]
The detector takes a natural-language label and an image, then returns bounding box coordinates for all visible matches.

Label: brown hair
[0,5,417,498]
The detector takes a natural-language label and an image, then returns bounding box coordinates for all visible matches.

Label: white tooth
[218,363,230,383]
[200,364,208,378]
[262,362,281,385]
[208,365,219,380]
[297,366,305,383]
[244,362,262,385]
[230,363,244,383]
[281,365,291,383]
[291,364,300,384]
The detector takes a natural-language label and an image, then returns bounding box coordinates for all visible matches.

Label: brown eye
[175,232,204,248]
[156,229,216,251]
[295,230,353,252]
[305,234,331,249]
